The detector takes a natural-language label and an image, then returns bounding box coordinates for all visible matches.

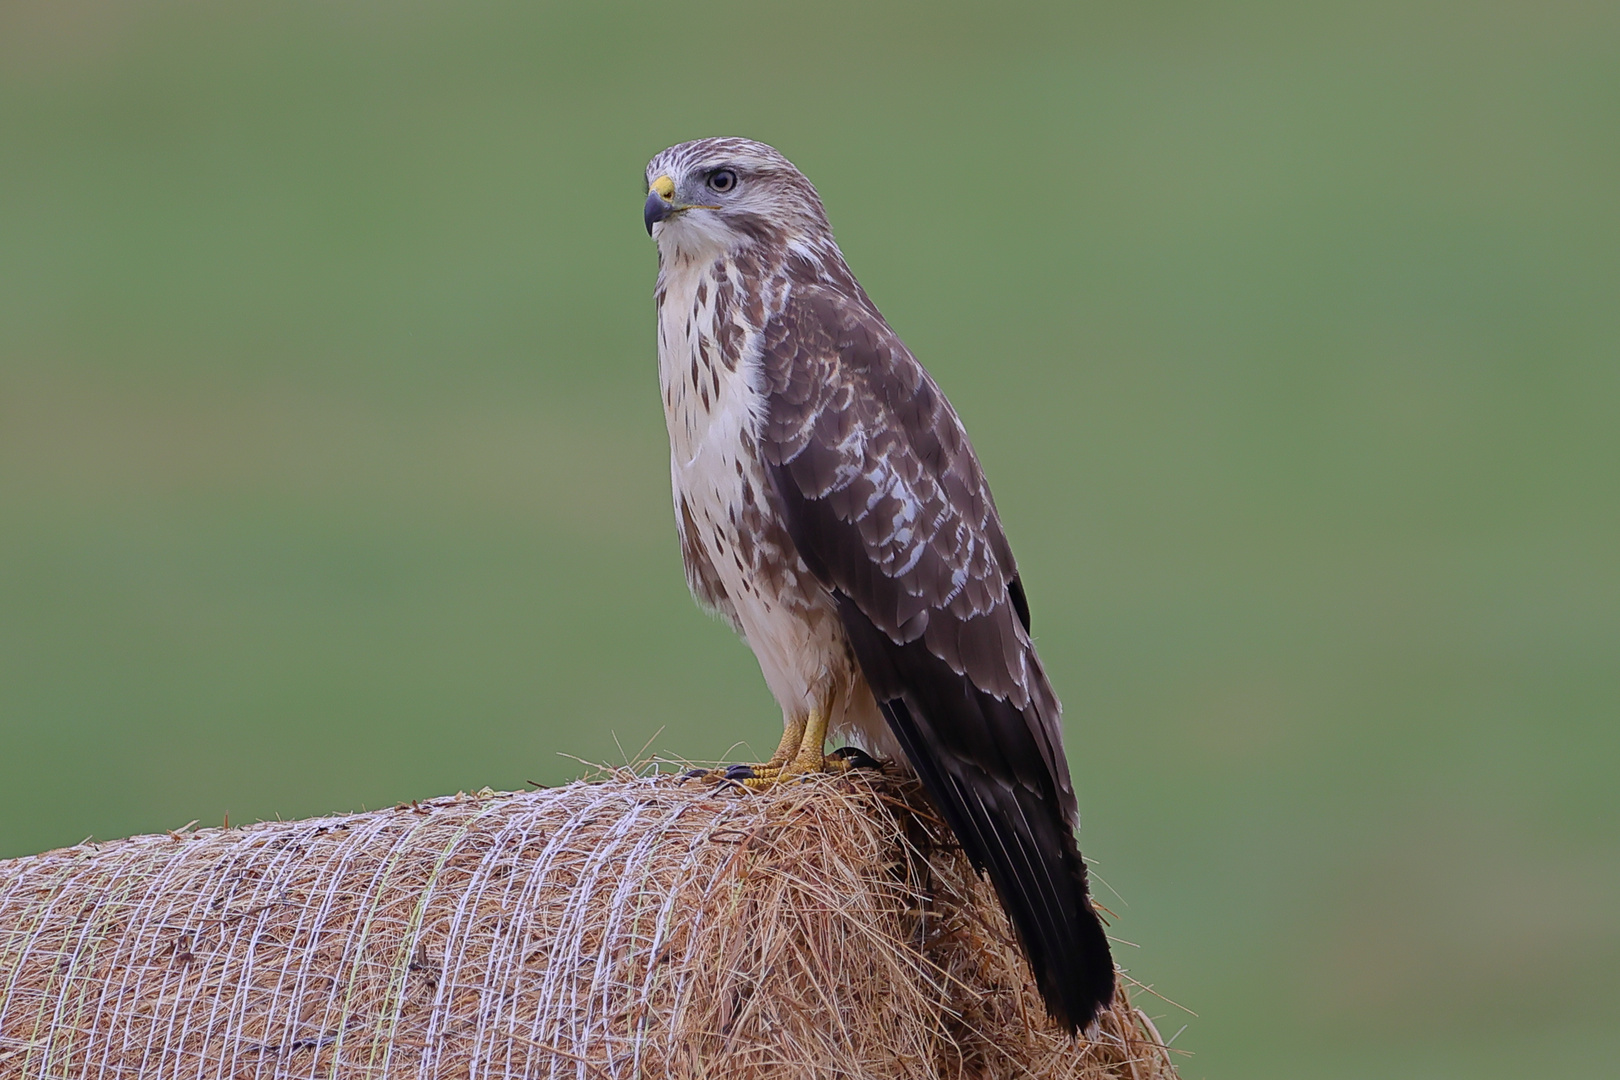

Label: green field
[2,2,1617,1076]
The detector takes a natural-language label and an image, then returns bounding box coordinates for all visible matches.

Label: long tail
[837,597,1116,1032]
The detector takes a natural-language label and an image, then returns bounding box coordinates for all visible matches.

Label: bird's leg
[783,703,831,777]
[766,711,809,769]
[737,713,807,779]
[682,713,805,784]
[731,705,827,789]
[689,685,877,788]
[739,690,852,788]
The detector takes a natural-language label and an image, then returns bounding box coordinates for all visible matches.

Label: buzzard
[643,137,1114,1031]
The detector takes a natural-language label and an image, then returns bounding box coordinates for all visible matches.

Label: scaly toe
[682,761,790,785]
[682,746,872,788]
[826,746,882,773]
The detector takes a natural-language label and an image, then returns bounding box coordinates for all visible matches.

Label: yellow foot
[735,762,821,790]
[680,761,809,788]
[684,746,881,789]
[680,763,773,784]
[680,702,881,790]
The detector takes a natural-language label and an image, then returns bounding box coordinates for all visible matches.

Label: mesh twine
[0,771,1181,1080]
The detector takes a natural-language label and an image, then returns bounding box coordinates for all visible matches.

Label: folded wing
[755,285,1116,1031]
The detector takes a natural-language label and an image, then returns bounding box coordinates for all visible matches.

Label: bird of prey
[643,137,1114,1031]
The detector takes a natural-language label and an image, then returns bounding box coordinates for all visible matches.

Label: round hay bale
[0,772,1179,1079]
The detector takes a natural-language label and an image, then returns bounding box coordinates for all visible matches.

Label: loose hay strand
[0,772,1180,1079]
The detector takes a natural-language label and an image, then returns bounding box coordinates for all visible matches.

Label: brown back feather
[754,282,1115,1030]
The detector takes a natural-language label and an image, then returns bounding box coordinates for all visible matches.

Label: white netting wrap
[0,772,1178,1079]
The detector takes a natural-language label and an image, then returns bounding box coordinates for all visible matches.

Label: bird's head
[644,137,831,259]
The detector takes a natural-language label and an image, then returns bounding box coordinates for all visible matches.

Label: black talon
[681,768,709,779]
[829,746,881,770]
[723,764,757,781]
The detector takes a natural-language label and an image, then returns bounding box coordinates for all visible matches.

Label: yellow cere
[650,175,675,199]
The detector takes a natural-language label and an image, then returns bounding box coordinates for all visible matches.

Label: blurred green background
[2,1,1616,1075]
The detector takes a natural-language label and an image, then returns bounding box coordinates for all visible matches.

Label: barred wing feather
[755,286,1115,1032]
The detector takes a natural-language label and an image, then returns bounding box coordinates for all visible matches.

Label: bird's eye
[707,169,738,193]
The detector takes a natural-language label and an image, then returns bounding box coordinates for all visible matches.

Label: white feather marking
[656,252,860,730]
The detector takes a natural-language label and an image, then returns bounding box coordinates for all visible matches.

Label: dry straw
[0,769,1180,1079]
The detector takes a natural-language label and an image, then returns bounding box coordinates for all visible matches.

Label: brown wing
[755,284,1115,1031]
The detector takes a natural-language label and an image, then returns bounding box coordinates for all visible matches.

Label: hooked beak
[644,173,720,236]
[644,174,675,235]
